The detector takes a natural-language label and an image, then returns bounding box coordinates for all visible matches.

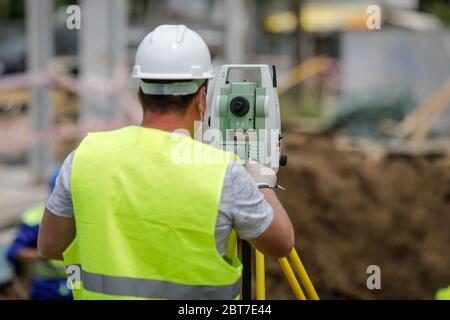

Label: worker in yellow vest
[435,286,450,300]
[37,25,294,300]
[6,168,72,300]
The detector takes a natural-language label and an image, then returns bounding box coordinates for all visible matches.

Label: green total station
[207,64,287,171]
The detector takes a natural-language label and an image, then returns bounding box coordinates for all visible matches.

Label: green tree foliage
[0,0,24,21]
[0,0,78,21]
[422,0,450,25]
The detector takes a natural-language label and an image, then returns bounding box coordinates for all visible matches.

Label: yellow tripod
[254,248,319,300]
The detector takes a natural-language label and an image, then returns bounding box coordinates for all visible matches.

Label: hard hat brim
[132,72,214,80]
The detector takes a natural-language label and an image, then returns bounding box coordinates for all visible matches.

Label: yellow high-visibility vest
[63,126,242,299]
[435,286,450,300]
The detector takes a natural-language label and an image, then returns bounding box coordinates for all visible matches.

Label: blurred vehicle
[0,27,26,75]
[0,25,78,76]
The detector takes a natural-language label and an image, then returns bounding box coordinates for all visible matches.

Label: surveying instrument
[206,64,319,300]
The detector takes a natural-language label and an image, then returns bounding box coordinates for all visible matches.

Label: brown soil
[264,132,450,299]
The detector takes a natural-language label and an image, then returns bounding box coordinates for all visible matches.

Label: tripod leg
[278,258,306,300]
[289,248,319,300]
[242,240,252,300]
[255,250,265,300]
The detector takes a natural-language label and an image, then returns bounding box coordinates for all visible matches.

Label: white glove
[245,162,277,189]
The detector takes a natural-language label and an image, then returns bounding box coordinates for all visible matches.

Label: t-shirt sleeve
[46,151,75,218]
[220,159,274,240]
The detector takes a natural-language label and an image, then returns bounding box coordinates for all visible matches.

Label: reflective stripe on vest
[69,264,241,300]
[64,126,243,300]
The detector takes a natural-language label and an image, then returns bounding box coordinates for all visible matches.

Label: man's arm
[38,151,76,260]
[242,161,295,258]
[248,188,294,259]
[38,207,75,260]
[223,160,294,259]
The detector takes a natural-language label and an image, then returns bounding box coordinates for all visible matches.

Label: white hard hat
[132,25,214,81]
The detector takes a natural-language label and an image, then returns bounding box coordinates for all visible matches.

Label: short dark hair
[137,79,207,114]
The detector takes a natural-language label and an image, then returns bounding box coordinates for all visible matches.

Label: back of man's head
[138,79,207,114]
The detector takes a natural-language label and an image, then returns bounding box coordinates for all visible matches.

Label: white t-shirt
[47,151,273,256]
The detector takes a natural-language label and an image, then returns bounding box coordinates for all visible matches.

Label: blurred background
[0,0,449,300]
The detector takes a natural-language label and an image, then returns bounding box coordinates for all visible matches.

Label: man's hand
[244,162,277,188]
[16,248,40,262]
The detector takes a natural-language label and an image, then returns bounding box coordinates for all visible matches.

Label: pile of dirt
[265,132,450,299]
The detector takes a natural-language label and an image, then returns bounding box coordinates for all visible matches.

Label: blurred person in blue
[6,168,72,300]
